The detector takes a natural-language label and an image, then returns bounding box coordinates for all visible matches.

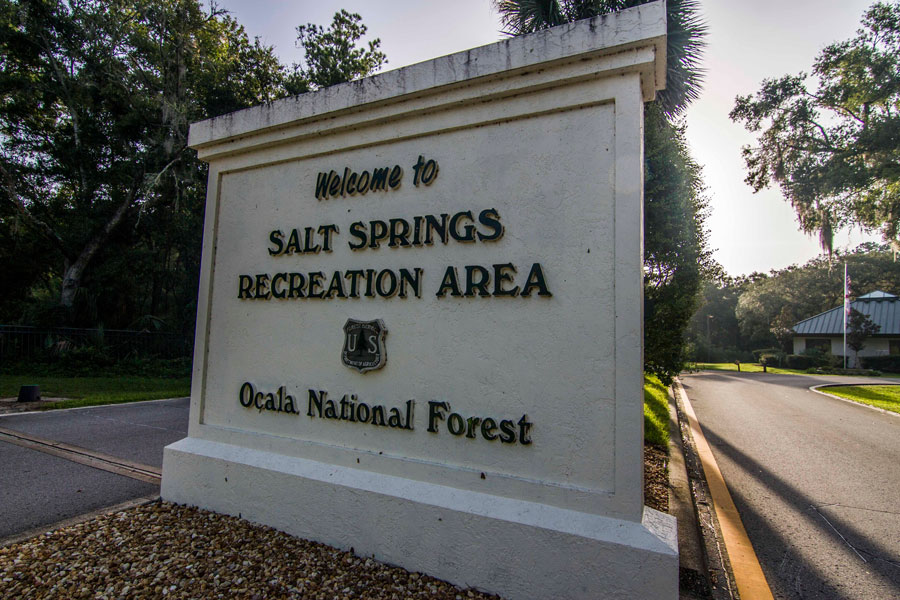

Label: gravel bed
[1,447,670,599]
[1,502,501,599]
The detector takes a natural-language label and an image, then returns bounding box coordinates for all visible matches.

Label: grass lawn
[819,385,900,415]
[0,375,190,410]
[643,374,670,448]
[690,362,900,378]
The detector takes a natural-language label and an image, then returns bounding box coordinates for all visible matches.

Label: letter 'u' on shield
[341,318,387,373]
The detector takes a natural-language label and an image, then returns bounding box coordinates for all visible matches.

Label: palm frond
[493,0,707,117]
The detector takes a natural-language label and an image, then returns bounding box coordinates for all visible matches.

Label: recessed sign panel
[200,107,619,505]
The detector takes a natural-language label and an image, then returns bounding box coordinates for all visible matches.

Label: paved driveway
[0,397,188,540]
[681,371,900,600]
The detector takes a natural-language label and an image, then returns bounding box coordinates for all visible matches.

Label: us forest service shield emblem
[342,319,387,373]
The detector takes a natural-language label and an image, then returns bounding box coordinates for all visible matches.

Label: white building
[792,291,900,364]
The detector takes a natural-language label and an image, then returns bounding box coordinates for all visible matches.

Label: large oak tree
[731,2,900,253]
[0,1,385,330]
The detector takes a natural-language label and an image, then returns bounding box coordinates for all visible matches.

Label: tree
[730,2,900,253]
[847,308,880,366]
[0,2,387,331]
[494,0,713,383]
[643,104,713,380]
[734,243,900,350]
[683,274,762,361]
[284,9,386,95]
[0,0,284,323]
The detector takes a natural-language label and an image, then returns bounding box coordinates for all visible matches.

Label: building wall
[793,336,895,366]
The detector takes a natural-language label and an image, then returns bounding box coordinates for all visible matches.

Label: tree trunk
[60,261,84,308]
[58,176,144,309]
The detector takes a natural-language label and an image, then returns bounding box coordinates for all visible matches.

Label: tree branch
[0,161,69,258]
[808,119,833,148]
[135,151,185,215]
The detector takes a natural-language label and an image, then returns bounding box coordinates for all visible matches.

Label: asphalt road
[0,397,189,540]
[681,371,900,600]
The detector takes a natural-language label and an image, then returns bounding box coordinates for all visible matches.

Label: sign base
[163,438,677,600]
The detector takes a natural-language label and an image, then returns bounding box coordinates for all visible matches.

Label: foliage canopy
[0,0,385,333]
[284,9,386,95]
[731,2,900,253]
[685,244,900,360]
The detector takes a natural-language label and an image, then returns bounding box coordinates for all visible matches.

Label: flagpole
[843,262,848,369]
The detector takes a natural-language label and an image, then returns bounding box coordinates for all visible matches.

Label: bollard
[17,385,40,403]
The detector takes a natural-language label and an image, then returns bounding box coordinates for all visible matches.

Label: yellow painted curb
[674,380,774,600]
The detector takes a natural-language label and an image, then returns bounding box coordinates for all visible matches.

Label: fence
[0,325,192,362]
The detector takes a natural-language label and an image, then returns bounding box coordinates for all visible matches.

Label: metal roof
[793,291,900,336]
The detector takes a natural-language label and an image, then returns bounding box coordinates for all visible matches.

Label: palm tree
[494,0,706,117]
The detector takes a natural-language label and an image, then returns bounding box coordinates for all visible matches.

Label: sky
[215,0,882,277]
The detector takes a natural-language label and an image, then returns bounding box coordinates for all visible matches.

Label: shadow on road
[701,425,900,599]
[686,370,900,390]
[683,372,744,382]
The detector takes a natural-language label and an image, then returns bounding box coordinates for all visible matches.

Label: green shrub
[759,353,781,367]
[800,348,838,368]
[752,347,782,361]
[685,341,754,364]
[860,355,900,373]
[785,354,816,370]
[56,346,116,370]
[804,366,881,376]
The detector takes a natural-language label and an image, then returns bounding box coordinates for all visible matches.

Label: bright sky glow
[215,0,883,277]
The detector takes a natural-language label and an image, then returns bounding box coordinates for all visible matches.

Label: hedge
[785,354,817,370]
[860,355,900,373]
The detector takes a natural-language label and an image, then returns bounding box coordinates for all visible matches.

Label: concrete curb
[809,384,900,418]
[667,387,713,599]
[0,494,160,549]
[671,379,738,600]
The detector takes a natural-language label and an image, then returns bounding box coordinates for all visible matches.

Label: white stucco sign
[162,3,677,598]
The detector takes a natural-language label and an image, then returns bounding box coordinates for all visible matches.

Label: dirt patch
[0,397,69,415]
[644,443,669,513]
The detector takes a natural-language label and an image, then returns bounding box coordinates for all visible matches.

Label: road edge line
[674,378,774,600]
[672,380,737,600]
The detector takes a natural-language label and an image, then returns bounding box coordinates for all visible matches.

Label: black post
[17,385,40,403]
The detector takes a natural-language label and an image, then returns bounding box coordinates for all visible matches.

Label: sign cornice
[187,1,665,156]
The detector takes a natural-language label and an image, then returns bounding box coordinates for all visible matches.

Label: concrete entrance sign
[162,2,677,597]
